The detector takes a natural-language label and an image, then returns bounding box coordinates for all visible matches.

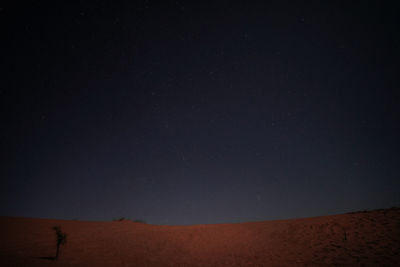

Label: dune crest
[1,208,399,266]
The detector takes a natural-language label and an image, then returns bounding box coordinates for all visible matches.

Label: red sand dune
[1,208,399,266]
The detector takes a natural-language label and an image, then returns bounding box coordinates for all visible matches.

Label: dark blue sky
[1,1,399,225]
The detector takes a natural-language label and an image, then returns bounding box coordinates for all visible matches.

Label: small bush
[52,226,67,261]
[112,217,147,223]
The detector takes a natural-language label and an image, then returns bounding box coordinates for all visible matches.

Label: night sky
[1,1,399,225]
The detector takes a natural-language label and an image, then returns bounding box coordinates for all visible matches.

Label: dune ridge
[1,208,399,266]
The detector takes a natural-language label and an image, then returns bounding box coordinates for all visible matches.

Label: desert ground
[1,208,399,266]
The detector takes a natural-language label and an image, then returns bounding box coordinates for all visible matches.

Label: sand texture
[1,208,399,266]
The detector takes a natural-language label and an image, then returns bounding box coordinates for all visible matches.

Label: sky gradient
[1,1,400,225]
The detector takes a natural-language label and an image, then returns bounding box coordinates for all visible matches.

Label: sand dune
[1,208,399,266]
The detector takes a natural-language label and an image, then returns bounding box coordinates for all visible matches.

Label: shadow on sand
[33,256,56,261]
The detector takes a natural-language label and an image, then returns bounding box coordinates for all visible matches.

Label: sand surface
[1,208,399,266]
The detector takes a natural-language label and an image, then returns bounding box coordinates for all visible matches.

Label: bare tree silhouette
[52,226,67,261]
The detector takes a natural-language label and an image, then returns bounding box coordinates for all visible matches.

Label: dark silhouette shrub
[52,226,67,261]
[112,217,147,223]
